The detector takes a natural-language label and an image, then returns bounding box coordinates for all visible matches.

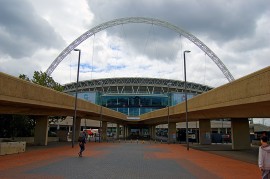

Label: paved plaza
[0,141,261,179]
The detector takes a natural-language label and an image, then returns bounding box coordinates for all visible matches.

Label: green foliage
[20,71,64,92]
[49,116,66,124]
[19,74,30,81]
[0,115,35,137]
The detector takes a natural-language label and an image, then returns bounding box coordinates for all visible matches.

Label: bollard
[137,139,138,144]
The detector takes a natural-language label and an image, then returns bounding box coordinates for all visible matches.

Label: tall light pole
[167,82,172,144]
[99,81,103,143]
[72,49,81,148]
[184,50,191,150]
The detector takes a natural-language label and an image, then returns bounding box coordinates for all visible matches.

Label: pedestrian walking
[78,131,87,157]
[258,135,270,179]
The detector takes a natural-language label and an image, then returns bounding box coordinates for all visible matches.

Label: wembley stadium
[46,17,237,141]
[63,77,213,117]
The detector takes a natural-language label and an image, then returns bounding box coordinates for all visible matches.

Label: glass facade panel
[118,107,128,114]
[172,92,196,106]
[100,95,168,116]
[129,108,139,116]
[73,92,197,119]
[70,92,96,103]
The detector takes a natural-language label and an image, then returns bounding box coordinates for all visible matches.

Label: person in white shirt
[258,135,270,179]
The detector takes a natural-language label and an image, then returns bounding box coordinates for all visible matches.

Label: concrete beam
[140,66,270,124]
[0,72,127,123]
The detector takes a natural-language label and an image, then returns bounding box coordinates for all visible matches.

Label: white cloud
[0,0,269,90]
[31,0,93,42]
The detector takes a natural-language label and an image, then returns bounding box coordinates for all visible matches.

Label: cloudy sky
[0,0,269,89]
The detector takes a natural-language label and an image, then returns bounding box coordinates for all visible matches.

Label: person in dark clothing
[78,132,87,157]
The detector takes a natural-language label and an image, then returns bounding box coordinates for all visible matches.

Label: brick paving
[0,141,261,179]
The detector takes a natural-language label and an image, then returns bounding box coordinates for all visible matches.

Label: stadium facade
[60,77,214,140]
[57,78,251,142]
[64,77,212,117]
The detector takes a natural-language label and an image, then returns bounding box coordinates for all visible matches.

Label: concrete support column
[148,126,154,140]
[116,124,120,139]
[75,117,82,143]
[199,119,211,145]
[102,121,107,141]
[231,118,250,150]
[168,122,176,143]
[152,126,156,140]
[126,126,130,138]
[34,116,49,146]
[150,126,156,140]
[123,126,126,139]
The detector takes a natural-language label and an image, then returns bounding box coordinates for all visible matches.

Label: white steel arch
[46,17,234,82]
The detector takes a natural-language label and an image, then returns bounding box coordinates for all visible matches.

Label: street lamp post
[72,49,81,148]
[167,82,172,144]
[99,81,103,143]
[184,50,191,150]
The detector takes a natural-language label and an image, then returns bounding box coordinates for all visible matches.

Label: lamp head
[74,49,80,51]
[184,50,191,53]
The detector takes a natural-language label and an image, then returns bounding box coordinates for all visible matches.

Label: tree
[19,71,64,92]
[32,71,64,92]
[0,115,35,138]
[0,71,66,137]
[19,74,30,82]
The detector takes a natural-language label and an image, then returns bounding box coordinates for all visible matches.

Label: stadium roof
[64,77,213,95]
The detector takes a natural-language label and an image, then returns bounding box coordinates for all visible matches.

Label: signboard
[127,117,140,120]
[188,134,196,139]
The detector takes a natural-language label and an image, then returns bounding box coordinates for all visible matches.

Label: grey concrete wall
[168,123,176,143]
[34,116,49,146]
[231,118,250,150]
[199,119,211,145]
